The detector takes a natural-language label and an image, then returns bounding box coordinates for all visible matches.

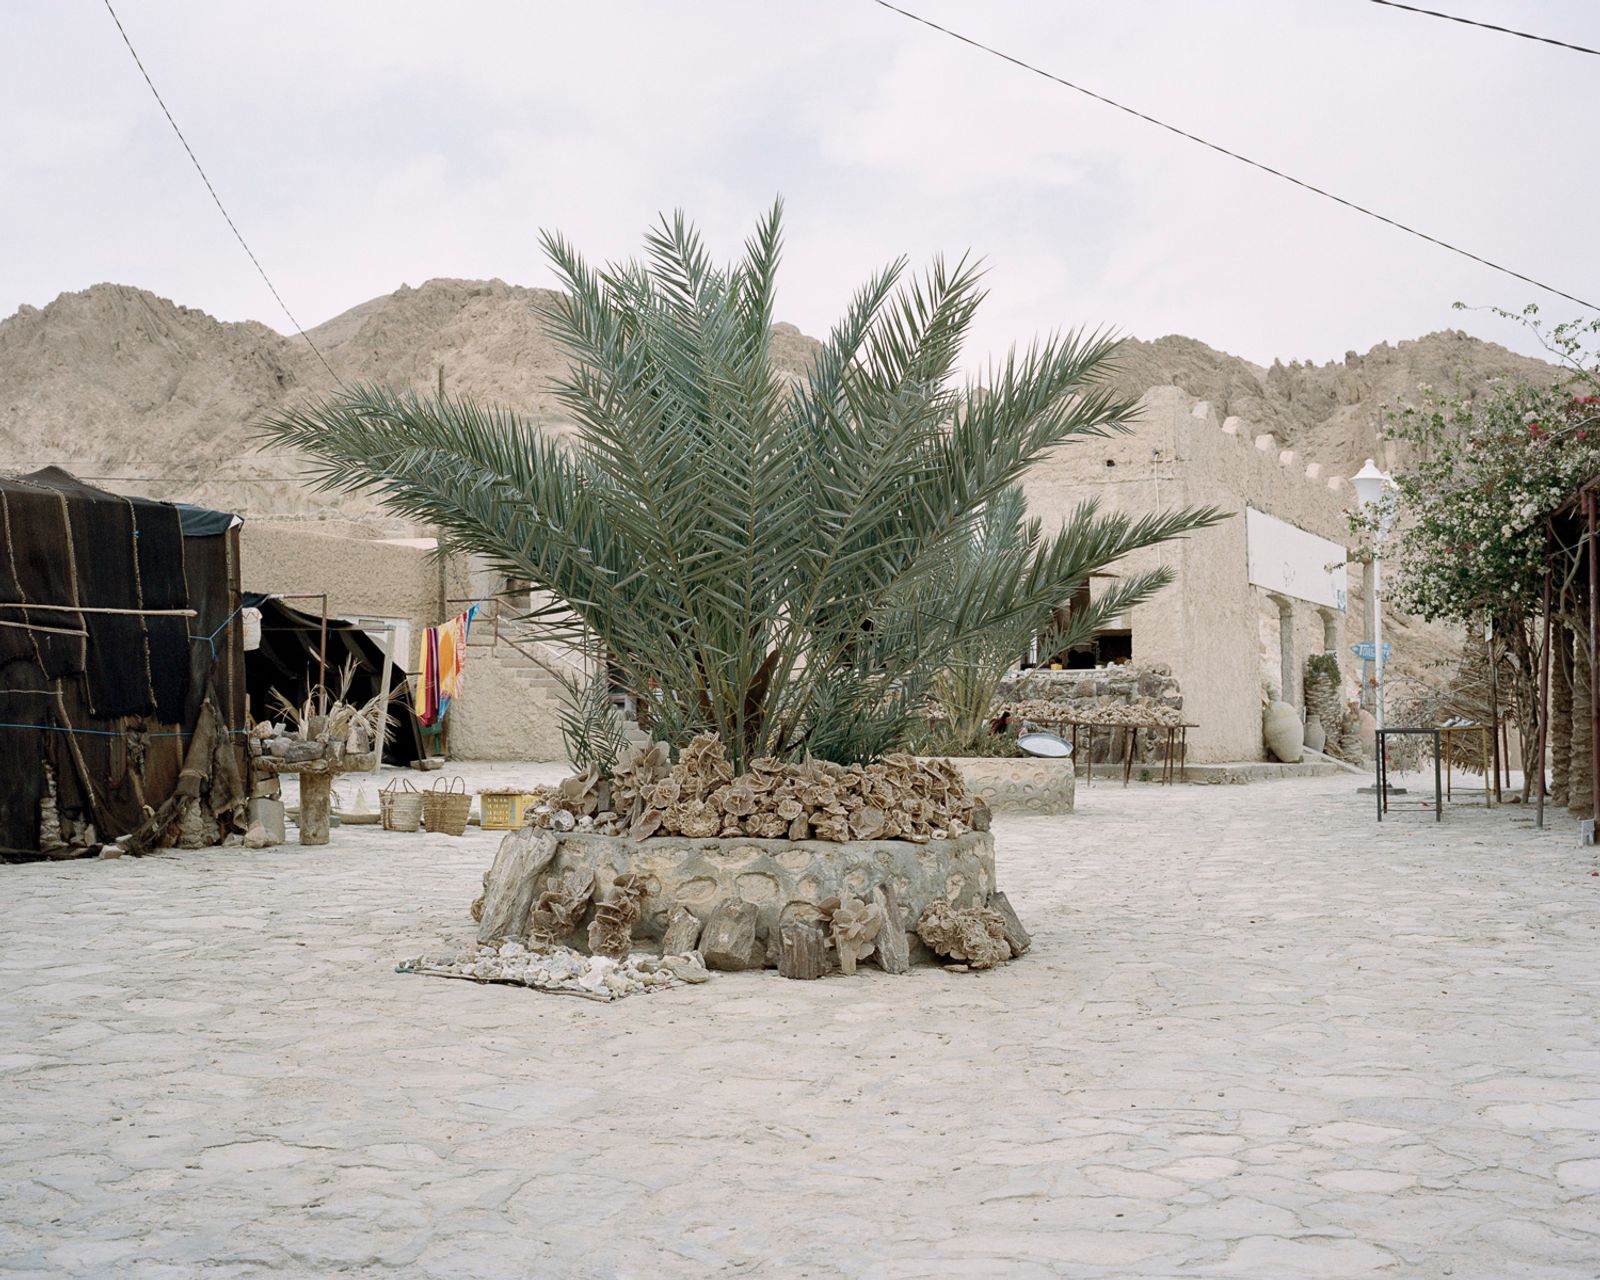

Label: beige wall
[241,523,443,629]
[448,656,567,761]
[1022,387,1358,763]
[240,524,569,761]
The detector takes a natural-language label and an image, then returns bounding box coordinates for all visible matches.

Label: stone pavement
[3,773,1598,1278]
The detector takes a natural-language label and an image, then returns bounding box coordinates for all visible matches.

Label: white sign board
[1245,507,1347,611]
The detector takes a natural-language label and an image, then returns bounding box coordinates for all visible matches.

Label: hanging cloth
[437,604,478,718]
[415,604,477,728]
[414,624,441,727]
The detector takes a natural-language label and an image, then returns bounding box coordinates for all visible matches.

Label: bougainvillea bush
[1357,308,1600,628]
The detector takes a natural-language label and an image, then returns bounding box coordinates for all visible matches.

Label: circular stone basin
[946,757,1075,815]
[542,830,995,963]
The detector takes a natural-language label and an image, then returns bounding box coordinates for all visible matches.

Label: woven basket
[423,776,472,837]
[380,779,424,833]
[480,789,538,831]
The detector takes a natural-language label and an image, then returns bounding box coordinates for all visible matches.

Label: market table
[1375,726,1442,822]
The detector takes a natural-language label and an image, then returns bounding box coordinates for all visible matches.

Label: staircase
[478,637,572,701]
[459,603,652,756]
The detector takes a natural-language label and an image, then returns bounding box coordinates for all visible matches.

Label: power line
[1367,0,1600,58]
[99,0,342,382]
[867,0,1599,314]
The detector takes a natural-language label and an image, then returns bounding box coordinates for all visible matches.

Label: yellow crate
[479,789,539,830]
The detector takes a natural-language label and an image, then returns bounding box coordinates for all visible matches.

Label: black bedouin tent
[242,594,422,766]
[0,468,246,859]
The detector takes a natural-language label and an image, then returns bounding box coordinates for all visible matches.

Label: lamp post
[1351,459,1396,733]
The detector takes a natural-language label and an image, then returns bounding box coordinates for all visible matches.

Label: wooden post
[372,622,394,775]
[1487,627,1502,803]
[1536,568,1553,829]
[317,593,328,716]
[1589,491,1599,831]
[298,772,332,846]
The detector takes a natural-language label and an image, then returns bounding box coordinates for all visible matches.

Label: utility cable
[99,0,343,382]
[867,0,1599,313]
[1367,0,1600,58]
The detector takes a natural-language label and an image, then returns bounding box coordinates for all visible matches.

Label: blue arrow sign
[1351,641,1391,662]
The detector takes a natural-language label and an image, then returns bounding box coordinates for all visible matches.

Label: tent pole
[372,623,393,774]
[318,594,328,716]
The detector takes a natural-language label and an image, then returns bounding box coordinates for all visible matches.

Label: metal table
[1374,727,1442,822]
[1042,720,1192,786]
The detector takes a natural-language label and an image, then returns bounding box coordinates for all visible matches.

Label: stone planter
[947,758,1075,815]
[487,830,997,968]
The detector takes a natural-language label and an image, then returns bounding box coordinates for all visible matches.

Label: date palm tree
[263,202,1222,771]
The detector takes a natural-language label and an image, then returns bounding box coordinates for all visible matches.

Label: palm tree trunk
[1568,633,1592,819]
[1551,625,1572,808]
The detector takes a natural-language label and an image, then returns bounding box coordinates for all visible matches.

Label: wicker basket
[480,789,539,831]
[423,776,472,837]
[380,779,424,833]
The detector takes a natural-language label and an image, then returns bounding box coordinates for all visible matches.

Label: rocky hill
[1111,332,1556,471]
[0,279,1558,523]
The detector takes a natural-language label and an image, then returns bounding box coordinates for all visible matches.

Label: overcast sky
[6,0,1598,369]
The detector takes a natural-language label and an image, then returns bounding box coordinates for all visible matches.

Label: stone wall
[995,665,1183,766]
[953,757,1075,813]
[536,830,997,966]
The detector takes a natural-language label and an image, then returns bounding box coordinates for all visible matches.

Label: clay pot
[1263,701,1304,764]
[1303,714,1326,753]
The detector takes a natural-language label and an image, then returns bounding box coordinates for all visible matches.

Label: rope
[188,602,247,656]
[0,721,248,739]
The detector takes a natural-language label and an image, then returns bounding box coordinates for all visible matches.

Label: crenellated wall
[1022,386,1364,763]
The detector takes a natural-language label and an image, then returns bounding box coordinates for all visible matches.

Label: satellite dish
[1018,731,1073,758]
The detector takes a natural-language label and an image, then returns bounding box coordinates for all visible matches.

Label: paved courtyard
[3,770,1599,1278]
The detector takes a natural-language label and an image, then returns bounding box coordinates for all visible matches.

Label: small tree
[265,203,1221,770]
[1356,306,1600,798]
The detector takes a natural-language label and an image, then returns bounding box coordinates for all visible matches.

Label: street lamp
[1351,459,1396,733]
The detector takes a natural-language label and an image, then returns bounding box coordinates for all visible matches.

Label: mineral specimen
[916,900,1012,970]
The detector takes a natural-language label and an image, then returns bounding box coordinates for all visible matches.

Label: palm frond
[261,204,1221,770]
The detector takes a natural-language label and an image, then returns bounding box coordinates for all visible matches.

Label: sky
[5,0,1599,370]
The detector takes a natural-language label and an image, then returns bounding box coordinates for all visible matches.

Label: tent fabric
[0,468,245,859]
[175,503,240,538]
[241,594,423,766]
[0,467,191,722]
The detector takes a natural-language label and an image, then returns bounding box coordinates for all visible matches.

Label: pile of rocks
[523,734,987,844]
[1005,698,1184,728]
[994,665,1186,766]
[396,939,709,1002]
